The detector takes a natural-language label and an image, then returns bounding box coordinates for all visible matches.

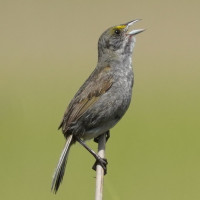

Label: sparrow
[51,19,144,193]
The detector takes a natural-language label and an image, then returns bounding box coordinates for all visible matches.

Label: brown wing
[59,65,113,133]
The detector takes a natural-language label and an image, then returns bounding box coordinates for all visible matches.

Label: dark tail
[51,134,73,193]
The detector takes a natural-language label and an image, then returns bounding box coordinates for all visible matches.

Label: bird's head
[98,19,144,59]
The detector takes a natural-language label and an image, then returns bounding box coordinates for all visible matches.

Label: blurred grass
[0,0,200,200]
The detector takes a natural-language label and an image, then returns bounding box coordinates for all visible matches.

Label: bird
[51,19,144,193]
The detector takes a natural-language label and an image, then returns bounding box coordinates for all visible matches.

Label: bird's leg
[94,130,110,143]
[75,136,108,175]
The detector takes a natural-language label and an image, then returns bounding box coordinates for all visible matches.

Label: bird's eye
[115,29,121,35]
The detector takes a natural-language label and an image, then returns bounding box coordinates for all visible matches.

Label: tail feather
[51,134,73,193]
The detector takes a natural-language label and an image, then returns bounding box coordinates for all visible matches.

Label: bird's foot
[92,157,108,175]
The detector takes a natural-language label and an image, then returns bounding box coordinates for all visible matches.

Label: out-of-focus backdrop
[1,1,200,199]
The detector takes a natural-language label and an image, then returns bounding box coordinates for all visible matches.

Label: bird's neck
[98,49,133,64]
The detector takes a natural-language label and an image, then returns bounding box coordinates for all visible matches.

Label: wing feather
[59,65,113,134]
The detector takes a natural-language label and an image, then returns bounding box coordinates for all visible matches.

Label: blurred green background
[1,0,200,199]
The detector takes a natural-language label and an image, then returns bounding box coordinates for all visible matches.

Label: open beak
[126,19,145,36]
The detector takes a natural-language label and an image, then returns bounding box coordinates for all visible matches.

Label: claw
[92,158,108,175]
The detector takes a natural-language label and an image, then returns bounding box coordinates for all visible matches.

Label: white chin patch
[128,35,136,43]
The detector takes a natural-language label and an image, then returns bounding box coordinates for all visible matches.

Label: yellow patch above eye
[114,25,126,30]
